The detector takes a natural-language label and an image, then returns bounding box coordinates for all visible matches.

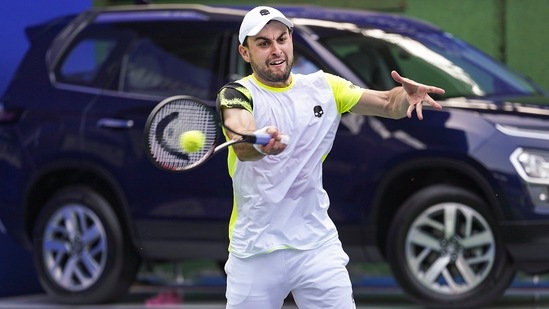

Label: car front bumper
[501,220,549,274]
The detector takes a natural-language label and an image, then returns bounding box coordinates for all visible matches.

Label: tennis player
[216,6,445,309]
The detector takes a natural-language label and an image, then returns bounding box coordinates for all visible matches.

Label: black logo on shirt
[313,105,324,118]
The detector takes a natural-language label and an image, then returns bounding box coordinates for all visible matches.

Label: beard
[251,57,293,84]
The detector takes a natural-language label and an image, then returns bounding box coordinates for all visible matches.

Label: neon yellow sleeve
[324,72,365,114]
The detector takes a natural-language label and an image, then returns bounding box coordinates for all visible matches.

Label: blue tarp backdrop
[0,0,91,297]
[0,1,92,95]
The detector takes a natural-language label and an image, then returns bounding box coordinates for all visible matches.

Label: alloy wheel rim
[42,204,108,291]
[405,202,495,294]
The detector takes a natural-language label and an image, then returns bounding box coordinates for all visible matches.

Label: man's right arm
[222,107,266,161]
[217,85,287,161]
[217,86,274,161]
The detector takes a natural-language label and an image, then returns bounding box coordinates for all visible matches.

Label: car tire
[387,184,516,309]
[32,186,140,304]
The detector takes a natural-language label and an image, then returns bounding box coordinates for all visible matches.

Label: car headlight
[511,148,549,184]
[510,148,549,210]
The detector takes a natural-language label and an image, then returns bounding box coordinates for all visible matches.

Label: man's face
[239,21,294,87]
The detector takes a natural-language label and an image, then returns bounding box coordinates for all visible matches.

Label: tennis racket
[145,95,276,172]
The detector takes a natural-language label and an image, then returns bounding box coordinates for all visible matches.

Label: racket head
[145,95,219,172]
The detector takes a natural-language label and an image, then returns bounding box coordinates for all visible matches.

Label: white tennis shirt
[218,71,364,258]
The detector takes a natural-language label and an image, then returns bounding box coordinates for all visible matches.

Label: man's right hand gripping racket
[145,95,286,172]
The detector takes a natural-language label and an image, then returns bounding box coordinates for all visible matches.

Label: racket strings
[148,99,217,170]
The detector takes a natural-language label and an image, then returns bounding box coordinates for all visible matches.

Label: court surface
[2,283,549,309]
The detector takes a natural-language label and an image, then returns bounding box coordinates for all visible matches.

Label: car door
[59,16,240,260]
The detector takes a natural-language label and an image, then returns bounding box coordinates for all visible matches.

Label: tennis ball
[179,130,205,153]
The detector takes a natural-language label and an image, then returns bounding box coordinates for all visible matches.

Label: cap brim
[241,17,293,43]
[247,17,293,37]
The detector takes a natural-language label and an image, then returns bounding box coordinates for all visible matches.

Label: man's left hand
[391,70,445,120]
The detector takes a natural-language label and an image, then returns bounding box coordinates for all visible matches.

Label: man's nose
[271,42,282,54]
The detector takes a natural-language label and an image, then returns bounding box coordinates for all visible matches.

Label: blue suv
[1,4,548,308]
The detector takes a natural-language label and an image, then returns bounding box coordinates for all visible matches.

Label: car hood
[443,95,549,131]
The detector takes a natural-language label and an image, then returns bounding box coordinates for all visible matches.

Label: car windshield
[317,28,542,98]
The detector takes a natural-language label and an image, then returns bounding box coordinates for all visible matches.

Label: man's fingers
[426,97,443,110]
[407,104,415,119]
[421,95,442,110]
[393,70,444,120]
[425,85,446,95]
[415,103,424,120]
[391,70,402,83]
[393,70,446,96]
[408,101,440,120]
[391,70,411,85]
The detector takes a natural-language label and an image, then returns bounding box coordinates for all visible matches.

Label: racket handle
[253,127,290,145]
[253,133,272,145]
[253,133,290,145]
[253,134,290,145]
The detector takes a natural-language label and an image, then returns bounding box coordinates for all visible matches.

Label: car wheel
[32,186,140,304]
[387,184,516,309]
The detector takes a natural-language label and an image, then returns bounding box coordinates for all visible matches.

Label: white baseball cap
[238,6,294,44]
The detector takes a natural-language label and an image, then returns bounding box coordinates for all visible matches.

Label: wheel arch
[368,155,504,258]
[22,160,138,251]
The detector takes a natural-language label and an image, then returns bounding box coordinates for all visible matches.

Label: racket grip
[253,133,290,145]
[253,133,272,145]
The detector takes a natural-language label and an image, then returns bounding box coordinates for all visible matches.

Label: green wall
[405,1,501,59]
[98,0,548,91]
[404,0,548,91]
[506,1,547,90]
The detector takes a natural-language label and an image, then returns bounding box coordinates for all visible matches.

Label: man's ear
[239,45,250,63]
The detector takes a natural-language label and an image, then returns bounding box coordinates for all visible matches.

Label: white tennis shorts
[224,240,356,309]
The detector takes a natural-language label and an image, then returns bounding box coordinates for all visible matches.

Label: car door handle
[97,118,134,129]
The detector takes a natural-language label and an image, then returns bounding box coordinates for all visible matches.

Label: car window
[318,29,539,97]
[322,35,398,90]
[115,21,230,99]
[54,26,135,89]
[59,38,117,85]
[122,34,218,98]
[54,28,133,89]
[55,20,231,99]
